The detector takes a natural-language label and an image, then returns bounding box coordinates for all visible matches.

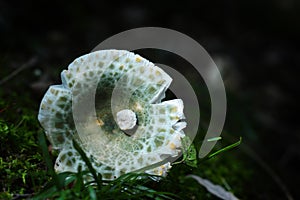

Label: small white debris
[207,136,222,142]
[116,109,137,130]
[187,175,239,200]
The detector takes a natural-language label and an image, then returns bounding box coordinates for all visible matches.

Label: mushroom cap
[38,50,186,180]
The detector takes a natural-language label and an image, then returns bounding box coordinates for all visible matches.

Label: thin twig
[0,56,38,85]
[12,193,33,200]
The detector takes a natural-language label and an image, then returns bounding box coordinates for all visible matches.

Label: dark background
[1,0,299,199]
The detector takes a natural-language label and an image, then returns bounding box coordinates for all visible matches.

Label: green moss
[0,92,51,199]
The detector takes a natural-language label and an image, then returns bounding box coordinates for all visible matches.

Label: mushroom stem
[116,109,137,130]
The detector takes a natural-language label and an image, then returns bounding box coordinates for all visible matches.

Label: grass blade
[38,130,63,189]
[72,140,102,188]
[207,137,242,159]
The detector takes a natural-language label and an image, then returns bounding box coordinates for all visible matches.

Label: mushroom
[38,50,186,180]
